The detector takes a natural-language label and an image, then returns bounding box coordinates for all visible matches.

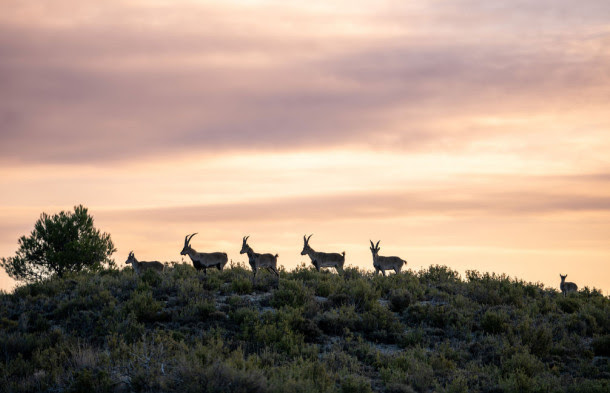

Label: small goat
[180,233,228,275]
[560,274,578,297]
[240,236,279,281]
[369,240,406,276]
[301,234,345,274]
[125,251,164,275]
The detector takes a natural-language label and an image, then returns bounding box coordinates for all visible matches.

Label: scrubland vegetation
[0,263,608,393]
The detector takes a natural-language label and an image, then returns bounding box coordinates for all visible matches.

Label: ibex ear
[376,240,380,249]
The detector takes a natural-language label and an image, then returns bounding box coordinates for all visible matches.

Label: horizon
[1,0,609,293]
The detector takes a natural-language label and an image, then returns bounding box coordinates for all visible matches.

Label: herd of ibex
[125,233,404,278]
[125,233,578,293]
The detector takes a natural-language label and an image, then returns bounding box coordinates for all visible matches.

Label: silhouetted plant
[0,205,116,283]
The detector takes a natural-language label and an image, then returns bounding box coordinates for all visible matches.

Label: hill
[0,263,608,393]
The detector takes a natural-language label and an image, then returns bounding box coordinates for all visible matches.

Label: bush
[231,277,254,295]
[568,380,610,393]
[340,374,373,393]
[558,297,580,314]
[68,368,113,393]
[318,306,358,335]
[270,280,313,309]
[1,263,609,393]
[501,351,544,378]
[141,268,163,287]
[526,325,552,357]
[389,289,412,313]
[481,310,508,334]
[591,335,610,356]
[344,278,380,311]
[124,290,163,323]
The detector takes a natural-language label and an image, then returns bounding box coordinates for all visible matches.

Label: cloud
[98,188,610,227]
[1,0,609,164]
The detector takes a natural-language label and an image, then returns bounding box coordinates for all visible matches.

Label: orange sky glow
[1,0,609,293]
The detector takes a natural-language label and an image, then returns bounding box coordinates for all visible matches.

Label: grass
[0,263,608,392]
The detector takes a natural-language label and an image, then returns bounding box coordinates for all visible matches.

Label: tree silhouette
[0,205,116,283]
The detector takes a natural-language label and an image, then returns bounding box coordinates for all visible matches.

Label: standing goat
[301,234,345,274]
[125,251,164,275]
[180,233,228,275]
[560,274,578,297]
[369,240,406,276]
[240,236,279,281]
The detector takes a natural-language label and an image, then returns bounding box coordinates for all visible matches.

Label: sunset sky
[1,0,609,293]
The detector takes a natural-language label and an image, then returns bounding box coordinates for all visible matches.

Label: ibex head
[301,234,313,255]
[240,236,250,254]
[125,251,135,264]
[560,274,567,282]
[369,240,381,256]
[181,233,197,255]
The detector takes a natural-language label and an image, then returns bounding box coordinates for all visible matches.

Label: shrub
[176,299,218,323]
[421,265,460,284]
[385,384,417,393]
[389,289,412,313]
[200,361,268,393]
[481,310,508,334]
[568,380,610,393]
[140,268,163,287]
[340,374,373,393]
[328,292,351,308]
[231,307,259,326]
[591,335,610,356]
[1,262,609,393]
[283,308,323,343]
[124,290,163,323]
[358,302,403,343]
[315,279,334,297]
[270,280,313,309]
[558,297,580,314]
[529,326,552,357]
[344,278,380,311]
[317,306,358,335]
[231,277,254,295]
[68,368,113,393]
[501,351,544,378]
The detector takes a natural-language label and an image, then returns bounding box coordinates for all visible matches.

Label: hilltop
[0,263,608,393]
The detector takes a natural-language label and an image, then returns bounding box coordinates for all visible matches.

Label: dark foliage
[0,205,116,283]
[0,264,608,392]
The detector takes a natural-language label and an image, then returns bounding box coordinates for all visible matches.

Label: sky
[1,0,609,293]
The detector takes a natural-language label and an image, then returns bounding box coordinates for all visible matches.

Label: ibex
[301,234,345,274]
[125,251,164,275]
[240,236,279,281]
[560,274,578,297]
[369,240,406,276]
[180,233,228,275]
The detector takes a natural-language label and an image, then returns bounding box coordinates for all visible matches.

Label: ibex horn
[185,233,197,245]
